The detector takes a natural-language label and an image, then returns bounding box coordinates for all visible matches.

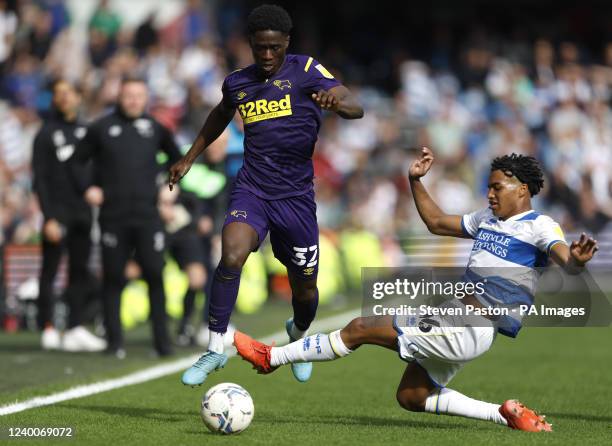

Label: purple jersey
[222,54,340,199]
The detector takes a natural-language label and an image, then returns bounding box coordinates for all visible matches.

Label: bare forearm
[324,85,363,119]
[184,105,233,163]
[551,243,585,274]
[336,96,364,119]
[410,177,445,229]
[565,256,586,274]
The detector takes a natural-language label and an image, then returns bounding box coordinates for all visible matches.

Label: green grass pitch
[0,314,610,445]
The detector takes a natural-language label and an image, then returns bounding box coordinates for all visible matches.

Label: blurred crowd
[1,0,611,253]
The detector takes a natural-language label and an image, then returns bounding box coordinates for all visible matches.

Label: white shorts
[393,299,497,387]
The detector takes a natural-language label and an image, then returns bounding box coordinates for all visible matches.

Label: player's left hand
[569,233,598,266]
[312,90,339,111]
[169,157,193,191]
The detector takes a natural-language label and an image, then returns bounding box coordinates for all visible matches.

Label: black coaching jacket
[74,108,182,224]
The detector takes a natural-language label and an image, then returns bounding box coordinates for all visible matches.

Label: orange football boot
[499,399,553,432]
[234,331,278,374]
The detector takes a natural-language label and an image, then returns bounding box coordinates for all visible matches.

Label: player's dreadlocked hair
[247,4,293,35]
[491,154,544,197]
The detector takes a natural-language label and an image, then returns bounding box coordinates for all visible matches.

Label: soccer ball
[201,383,254,434]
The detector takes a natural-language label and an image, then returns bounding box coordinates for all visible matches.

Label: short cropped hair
[247,4,292,35]
[121,75,147,87]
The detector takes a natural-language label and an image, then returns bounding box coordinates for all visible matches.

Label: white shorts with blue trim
[393,300,496,387]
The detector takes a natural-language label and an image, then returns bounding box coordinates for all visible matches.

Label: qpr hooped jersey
[222,54,340,199]
[461,208,566,337]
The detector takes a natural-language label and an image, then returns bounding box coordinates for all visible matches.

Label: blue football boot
[181,350,228,386]
[286,318,312,382]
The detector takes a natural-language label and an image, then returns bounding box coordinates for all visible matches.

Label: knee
[186,264,207,289]
[341,317,368,346]
[220,243,249,270]
[292,280,317,302]
[396,388,426,412]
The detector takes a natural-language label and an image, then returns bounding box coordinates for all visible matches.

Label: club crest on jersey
[134,118,153,138]
[237,94,292,124]
[52,130,66,147]
[109,125,122,137]
[230,210,247,218]
[237,91,247,100]
[273,79,292,90]
[74,127,87,139]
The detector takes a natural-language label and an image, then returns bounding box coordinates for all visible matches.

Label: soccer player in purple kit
[169,4,363,386]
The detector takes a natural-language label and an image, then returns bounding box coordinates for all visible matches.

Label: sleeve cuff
[461,216,474,239]
[546,239,565,255]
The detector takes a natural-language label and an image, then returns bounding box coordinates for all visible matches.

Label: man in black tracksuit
[32,79,106,352]
[74,77,181,357]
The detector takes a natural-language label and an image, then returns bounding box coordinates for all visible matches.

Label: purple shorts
[223,188,319,280]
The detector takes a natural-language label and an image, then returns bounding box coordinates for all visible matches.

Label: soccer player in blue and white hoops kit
[235,147,599,433]
[461,203,568,338]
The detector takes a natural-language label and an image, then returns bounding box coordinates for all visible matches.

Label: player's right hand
[169,158,192,191]
[312,90,339,111]
[84,186,104,207]
[408,147,435,180]
[43,219,63,244]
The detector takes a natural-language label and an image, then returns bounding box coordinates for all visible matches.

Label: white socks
[270,330,352,366]
[425,388,508,425]
[208,330,225,354]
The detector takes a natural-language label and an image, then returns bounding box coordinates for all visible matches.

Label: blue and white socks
[425,388,508,425]
[270,330,352,366]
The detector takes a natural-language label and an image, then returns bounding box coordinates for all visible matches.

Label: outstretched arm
[312,85,363,119]
[550,233,598,273]
[169,99,235,189]
[408,147,467,238]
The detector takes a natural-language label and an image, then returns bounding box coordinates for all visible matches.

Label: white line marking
[0,309,360,416]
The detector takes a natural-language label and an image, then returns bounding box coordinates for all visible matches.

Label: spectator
[0,0,17,73]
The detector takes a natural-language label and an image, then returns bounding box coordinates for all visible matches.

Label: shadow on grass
[64,405,503,437]
[182,414,486,438]
[547,412,612,423]
[251,410,496,432]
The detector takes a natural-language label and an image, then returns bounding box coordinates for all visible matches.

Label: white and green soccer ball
[201,383,254,435]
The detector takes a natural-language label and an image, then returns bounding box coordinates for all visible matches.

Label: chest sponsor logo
[56,144,75,162]
[237,94,292,124]
[472,229,512,258]
[273,79,291,90]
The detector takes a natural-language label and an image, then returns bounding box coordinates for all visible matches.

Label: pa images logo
[230,210,247,219]
[273,79,292,90]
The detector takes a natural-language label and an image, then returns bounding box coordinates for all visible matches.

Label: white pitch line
[0,308,360,416]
